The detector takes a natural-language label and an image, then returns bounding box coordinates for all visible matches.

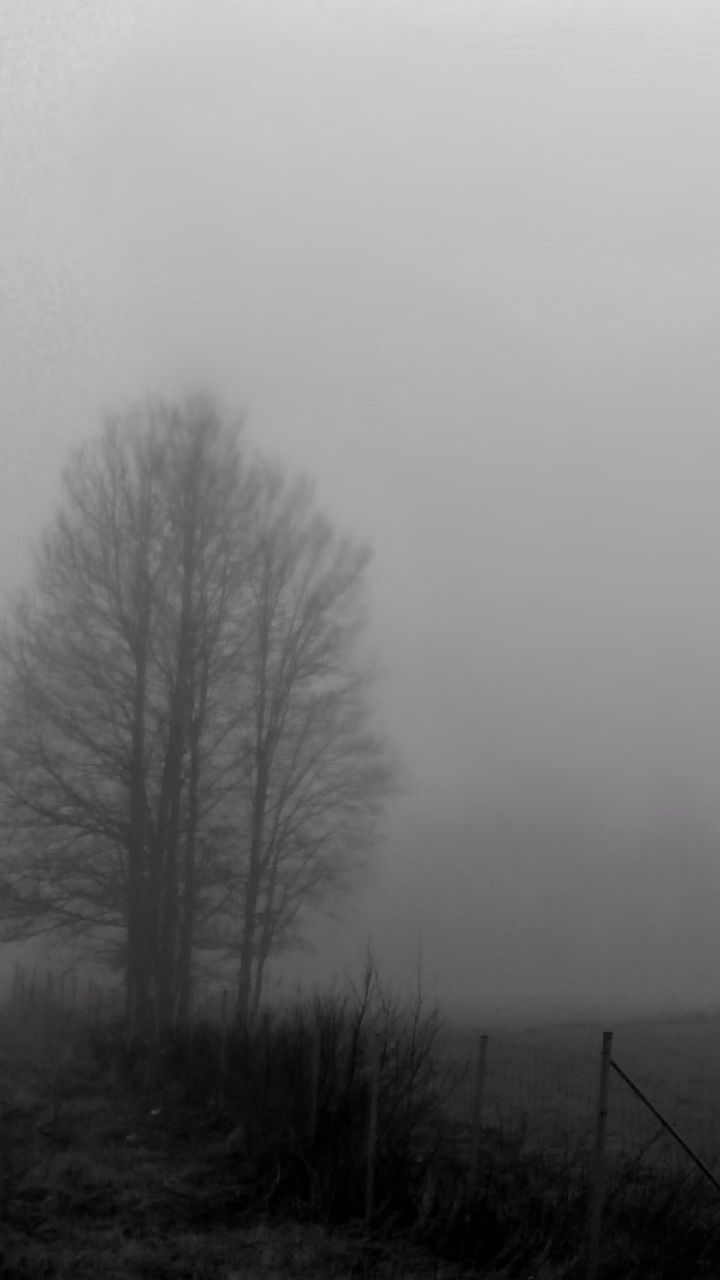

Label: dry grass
[0,1009,479,1280]
[5,999,720,1278]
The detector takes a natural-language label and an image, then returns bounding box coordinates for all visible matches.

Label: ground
[7,1003,720,1278]
[0,1018,478,1280]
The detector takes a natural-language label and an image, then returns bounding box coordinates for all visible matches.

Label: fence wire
[444,1022,720,1175]
[6,966,720,1181]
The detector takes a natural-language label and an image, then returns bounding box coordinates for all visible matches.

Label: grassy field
[0,1010,480,1280]
[4,996,720,1278]
[447,1010,720,1170]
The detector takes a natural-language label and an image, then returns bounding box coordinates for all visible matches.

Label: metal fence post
[586,1030,613,1280]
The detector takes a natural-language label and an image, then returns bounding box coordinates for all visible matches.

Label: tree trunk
[176,695,203,1024]
[126,531,152,1038]
[236,768,268,1027]
[157,486,198,1030]
[236,862,260,1028]
[237,597,271,1028]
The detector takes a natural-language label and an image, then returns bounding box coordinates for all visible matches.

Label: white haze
[3,0,720,1017]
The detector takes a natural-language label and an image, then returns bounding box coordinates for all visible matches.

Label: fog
[4,0,720,1019]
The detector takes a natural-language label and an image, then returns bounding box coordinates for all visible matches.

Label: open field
[4,988,720,1278]
[22,964,720,1173]
[447,1011,720,1170]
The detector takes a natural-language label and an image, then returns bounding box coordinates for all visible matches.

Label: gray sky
[4,0,720,1016]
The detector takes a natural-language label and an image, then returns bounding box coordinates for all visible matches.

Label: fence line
[445,1022,720,1172]
[610,1057,720,1193]
[6,965,720,1195]
[5,968,720,1274]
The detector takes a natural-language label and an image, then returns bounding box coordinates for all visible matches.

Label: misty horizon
[4,1,720,1021]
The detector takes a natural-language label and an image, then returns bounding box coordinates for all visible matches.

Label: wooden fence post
[467,1032,489,1201]
[365,1031,382,1225]
[586,1030,613,1280]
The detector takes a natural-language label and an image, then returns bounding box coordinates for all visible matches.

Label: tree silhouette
[0,395,391,1032]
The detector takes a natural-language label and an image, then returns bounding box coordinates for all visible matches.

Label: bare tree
[0,396,392,1030]
[0,396,248,1031]
[230,464,392,1025]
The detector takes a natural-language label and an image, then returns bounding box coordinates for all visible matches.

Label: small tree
[230,464,392,1024]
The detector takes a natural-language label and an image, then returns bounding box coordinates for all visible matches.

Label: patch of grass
[5,992,720,1277]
